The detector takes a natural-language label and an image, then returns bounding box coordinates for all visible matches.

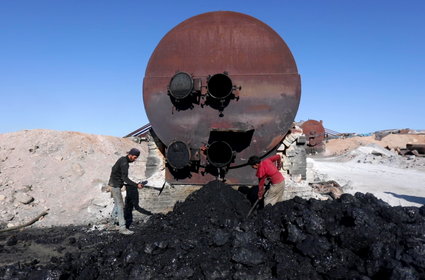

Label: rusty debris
[309,180,343,199]
[394,143,425,157]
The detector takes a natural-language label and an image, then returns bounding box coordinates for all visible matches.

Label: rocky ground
[0,129,149,229]
[1,181,424,279]
[311,134,425,207]
[0,129,425,279]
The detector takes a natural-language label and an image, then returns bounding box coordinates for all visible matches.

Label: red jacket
[256,155,284,199]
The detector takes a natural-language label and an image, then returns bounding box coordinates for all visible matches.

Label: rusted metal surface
[301,120,325,153]
[396,144,425,157]
[143,11,301,184]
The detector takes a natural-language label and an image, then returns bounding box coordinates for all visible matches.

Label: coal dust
[1,180,425,279]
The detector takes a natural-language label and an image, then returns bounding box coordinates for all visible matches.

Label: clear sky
[1,0,424,137]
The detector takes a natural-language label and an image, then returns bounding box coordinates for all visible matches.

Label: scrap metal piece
[301,120,326,154]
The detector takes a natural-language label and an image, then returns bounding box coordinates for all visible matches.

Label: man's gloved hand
[138,180,148,189]
[277,161,283,170]
[258,190,264,200]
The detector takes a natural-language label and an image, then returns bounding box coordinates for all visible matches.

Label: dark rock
[6,235,17,246]
[212,229,230,246]
[286,223,306,243]
[231,246,266,266]
[1,180,425,279]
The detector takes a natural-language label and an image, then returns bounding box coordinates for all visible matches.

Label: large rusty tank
[300,120,326,154]
[143,11,301,184]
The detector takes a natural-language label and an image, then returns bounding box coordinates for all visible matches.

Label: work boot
[105,224,120,231]
[119,228,134,235]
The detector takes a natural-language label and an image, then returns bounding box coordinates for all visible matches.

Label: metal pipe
[207,141,234,168]
[207,73,233,100]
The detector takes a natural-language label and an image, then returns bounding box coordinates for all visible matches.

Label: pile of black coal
[1,180,425,280]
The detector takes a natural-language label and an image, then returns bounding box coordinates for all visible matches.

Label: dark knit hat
[128,148,140,157]
[248,155,261,165]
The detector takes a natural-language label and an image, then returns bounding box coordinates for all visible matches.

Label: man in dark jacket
[108,148,144,235]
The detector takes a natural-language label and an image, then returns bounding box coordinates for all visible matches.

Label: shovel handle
[246,198,260,218]
[246,182,272,218]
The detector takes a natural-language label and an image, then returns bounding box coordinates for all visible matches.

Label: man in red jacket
[248,154,285,206]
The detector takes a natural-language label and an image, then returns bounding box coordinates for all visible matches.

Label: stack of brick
[277,125,307,180]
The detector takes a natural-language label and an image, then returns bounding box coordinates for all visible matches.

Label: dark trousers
[124,185,152,228]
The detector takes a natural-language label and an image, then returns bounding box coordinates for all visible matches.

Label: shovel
[246,182,270,218]
[126,180,167,196]
[246,198,261,218]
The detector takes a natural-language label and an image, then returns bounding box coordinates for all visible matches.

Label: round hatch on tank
[168,72,193,100]
[166,141,191,169]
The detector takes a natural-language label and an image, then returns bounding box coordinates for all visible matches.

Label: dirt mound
[324,134,425,156]
[322,143,425,171]
[0,129,147,228]
[1,180,424,279]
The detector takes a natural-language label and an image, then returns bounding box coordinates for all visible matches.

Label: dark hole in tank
[207,141,233,168]
[209,129,254,153]
[207,73,233,99]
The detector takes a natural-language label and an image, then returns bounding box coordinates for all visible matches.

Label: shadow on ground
[385,192,425,205]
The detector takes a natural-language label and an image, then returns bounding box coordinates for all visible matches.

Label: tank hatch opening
[207,73,233,100]
[208,126,255,153]
[168,72,201,111]
[207,141,234,168]
[204,72,240,115]
[168,72,193,99]
[166,140,191,170]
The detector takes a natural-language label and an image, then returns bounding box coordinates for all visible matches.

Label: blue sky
[1,0,424,137]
